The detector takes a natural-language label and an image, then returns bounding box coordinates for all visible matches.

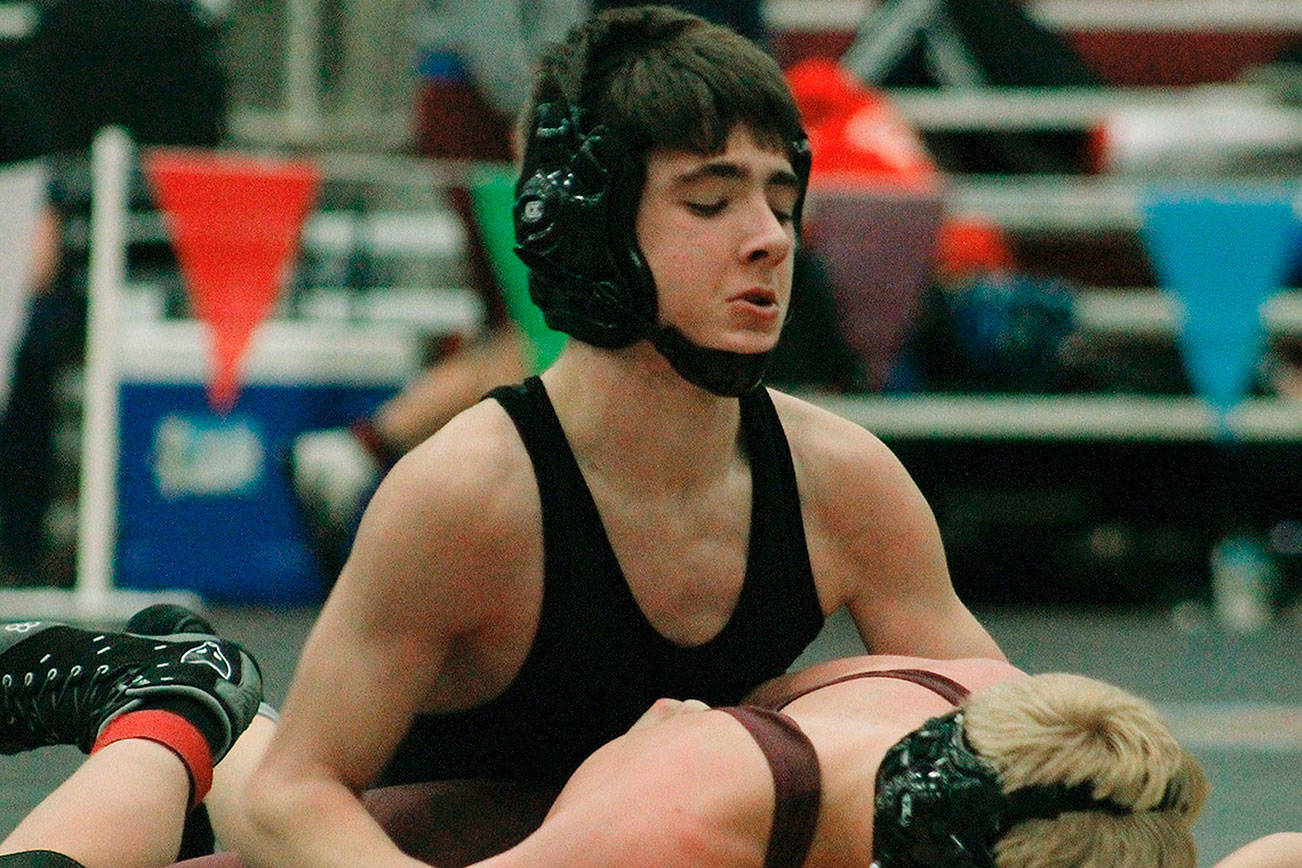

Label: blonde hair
[963,673,1208,868]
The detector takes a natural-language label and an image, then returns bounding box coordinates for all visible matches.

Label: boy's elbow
[236,762,314,858]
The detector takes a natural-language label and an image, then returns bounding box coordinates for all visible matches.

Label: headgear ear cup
[873,710,1169,868]
[514,101,653,348]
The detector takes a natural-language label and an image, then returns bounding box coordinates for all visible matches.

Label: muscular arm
[840,456,1002,660]
[237,407,539,868]
[776,393,1004,661]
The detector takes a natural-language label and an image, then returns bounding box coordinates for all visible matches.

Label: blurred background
[2,0,1300,618]
[1,1,1301,862]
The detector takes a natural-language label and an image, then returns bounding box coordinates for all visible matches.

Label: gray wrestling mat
[3,604,1298,866]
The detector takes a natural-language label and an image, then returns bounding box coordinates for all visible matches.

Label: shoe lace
[1,659,133,750]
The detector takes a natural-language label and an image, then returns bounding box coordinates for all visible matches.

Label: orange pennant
[144,150,320,412]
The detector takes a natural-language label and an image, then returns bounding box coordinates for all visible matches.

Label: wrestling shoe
[0,615,262,760]
[126,603,215,637]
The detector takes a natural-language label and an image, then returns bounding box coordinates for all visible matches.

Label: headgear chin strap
[514,100,811,397]
[648,324,773,397]
[871,710,1176,868]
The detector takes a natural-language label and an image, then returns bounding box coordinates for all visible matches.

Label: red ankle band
[92,710,214,809]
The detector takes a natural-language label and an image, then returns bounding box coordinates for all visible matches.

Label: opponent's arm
[237,410,532,868]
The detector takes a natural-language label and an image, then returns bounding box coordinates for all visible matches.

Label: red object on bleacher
[935,217,1018,280]
[786,57,940,191]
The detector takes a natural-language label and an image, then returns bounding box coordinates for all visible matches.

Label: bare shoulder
[372,399,533,546]
[332,397,538,633]
[767,388,923,518]
[767,388,890,462]
[747,655,1024,707]
[279,397,541,738]
[1211,834,1302,868]
[767,390,1002,659]
[398,397,528,486]
[495,708,770,868]
[766,388,942,594]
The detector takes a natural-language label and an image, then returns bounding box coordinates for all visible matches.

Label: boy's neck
[541,341,746,488]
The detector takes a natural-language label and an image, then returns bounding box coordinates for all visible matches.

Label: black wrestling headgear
[514,100,651,349]
[513,31,811,397]
[871,710,1173,868]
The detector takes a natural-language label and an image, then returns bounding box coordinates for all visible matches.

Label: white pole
[285,0,322,143]
[75,126,130,612]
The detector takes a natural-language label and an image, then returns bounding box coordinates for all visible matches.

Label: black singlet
[381,377,824,786]
[721,668,973,868]
[0,852,87,868]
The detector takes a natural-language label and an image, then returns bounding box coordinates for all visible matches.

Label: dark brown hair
[522,4,804,158]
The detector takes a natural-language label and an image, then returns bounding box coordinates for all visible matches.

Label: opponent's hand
[627,697,711,734]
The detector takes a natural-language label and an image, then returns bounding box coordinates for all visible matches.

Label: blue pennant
[1140,185,1300,431]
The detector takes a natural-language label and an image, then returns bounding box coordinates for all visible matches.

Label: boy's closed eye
[685,200,727,216]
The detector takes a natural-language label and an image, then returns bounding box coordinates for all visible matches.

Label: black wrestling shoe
[0,617,262,759]
[126,603,216,637]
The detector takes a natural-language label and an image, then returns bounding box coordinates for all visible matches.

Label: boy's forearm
[236,769,426,868]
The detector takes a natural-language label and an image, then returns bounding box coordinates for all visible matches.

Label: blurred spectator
[0,74,58,303]
[413,0,588,159]
[293,1,591,584]
[290,164,569,582]
[843,0,1102,174]
[0,0,228,586]
[0,56,60,584]
[24,0,228,152]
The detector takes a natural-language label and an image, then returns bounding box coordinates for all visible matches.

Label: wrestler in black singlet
[381,376,824,786]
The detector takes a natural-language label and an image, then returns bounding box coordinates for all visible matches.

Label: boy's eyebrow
[672,162,800,189]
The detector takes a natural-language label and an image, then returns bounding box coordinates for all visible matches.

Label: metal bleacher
[19,0,1302,603]
[761,0,1302,604]
[767,0,1302,443]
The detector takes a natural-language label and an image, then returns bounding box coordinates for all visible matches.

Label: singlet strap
[718,706,821,868]
[772,668,972,711]
[486,375,601,592]
[486,376,563,467]
[0,852,89,868]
